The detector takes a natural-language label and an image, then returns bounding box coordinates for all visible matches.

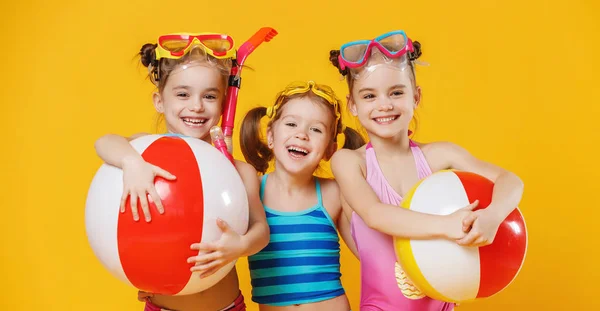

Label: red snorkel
[221,27,278,154]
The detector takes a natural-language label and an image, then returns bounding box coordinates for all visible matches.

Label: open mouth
[182,117,208,127]
[373,115,399,124]
[287,145,310,158]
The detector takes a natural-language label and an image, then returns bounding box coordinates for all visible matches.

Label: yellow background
[2,0,599,310]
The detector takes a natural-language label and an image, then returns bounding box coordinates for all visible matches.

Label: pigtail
[139,43,160,84]
[240,107,273,174]
[329,50,349,76]
[408,41,422,61]
[140,43,158,68]
[341,127,366,150]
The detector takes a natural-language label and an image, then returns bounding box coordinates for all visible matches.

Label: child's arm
[324,179,359,258]
[331,149,477,241]
[94,133,176,221]
[429,142,524,246]
[234,160,271,256]
[189,160,269,278]
[94,133,148,167]
[337,198,359,258]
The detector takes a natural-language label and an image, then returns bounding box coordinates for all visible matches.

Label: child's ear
[153,92,164,113]
[414,86,422,109]
[347,94,358,116]
[266,127,274,149]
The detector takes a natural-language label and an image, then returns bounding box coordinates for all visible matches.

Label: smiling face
[348,61,421,140]
[152,62,226,142]
[267,96,337,175]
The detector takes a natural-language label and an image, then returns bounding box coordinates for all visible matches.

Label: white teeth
[376,116,396,122]
[288,146,309,154]
[182,118,207,125]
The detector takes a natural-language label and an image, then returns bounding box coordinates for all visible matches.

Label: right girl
[328,30,525,310]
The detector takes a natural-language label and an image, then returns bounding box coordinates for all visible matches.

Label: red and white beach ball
[85,134,249,296]
[394,170,527,303]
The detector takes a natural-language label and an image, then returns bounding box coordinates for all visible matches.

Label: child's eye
[177,92,190,98]
[391,91,404,96]
[204,94,218,100]
[363,94,375,99]
[285,122,296,127]
[311,127,323,133]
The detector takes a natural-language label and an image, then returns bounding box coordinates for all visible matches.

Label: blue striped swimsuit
[248,175,345,306]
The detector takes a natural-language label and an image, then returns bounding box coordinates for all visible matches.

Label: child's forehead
[354,66,412,89]
[284,97,330,111]
[280,98,333,122]
[166,66,223,88]
[172,64,220,79]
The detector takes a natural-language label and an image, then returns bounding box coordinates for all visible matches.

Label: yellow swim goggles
[267,81,342,123]
[155,32,236,60]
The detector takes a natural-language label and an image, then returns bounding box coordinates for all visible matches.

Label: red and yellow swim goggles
[267,81,342,123]
[155,32,236,60]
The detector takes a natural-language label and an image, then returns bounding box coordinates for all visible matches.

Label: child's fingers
[147,187,164,214]
[139,191,151,222]
[190,260,221,273]
[462,200,479,211]
[120,191,128,213]
[187,251,221,265]
[190,242,217,252]
[457,230,480,246]
[154,166,176,180]
[472,236,490,247]
[198,267,220,279]
[130,193,139,221]
[462,213,477,231]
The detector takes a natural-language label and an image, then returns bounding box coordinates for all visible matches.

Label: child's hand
[443,200,479,240]
[120,156,176,222]
[457,208,502,247]
[137,290,153,302]
[187,219,247,278]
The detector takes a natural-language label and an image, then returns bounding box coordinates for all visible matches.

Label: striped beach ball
[85,134,249,295]
[394,170,527,303]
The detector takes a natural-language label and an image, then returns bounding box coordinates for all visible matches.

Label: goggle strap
[228,74,242,88]
[148,58,161,84]
[337,54,348,73]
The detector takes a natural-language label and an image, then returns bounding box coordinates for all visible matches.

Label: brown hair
[329,41,423,135]
[139,43,232,93]
[240,83,365,174]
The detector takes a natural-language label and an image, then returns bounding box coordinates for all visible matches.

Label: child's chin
[281,158,319,174]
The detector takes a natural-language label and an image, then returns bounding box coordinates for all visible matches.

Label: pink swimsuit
[350,141,455,311]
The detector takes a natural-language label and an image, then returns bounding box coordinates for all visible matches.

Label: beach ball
[85,134,249,296]
[394,170,527,303]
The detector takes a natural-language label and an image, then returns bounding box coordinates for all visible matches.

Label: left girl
[93,32,269,311]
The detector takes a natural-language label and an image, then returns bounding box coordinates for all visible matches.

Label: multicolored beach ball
[394,170,527,303]
[85,134,249,295]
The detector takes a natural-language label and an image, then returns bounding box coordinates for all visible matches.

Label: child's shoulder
[233,160,260,184]
[234,159,257,172]
[413,140,473,169]
[414,140,464,154]
[315,177,342,210]
[331,144,367,165]
[330,145,367,180]
[316,177,339,194]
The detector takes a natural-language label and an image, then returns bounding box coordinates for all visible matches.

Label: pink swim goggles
[337,30,414,70]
